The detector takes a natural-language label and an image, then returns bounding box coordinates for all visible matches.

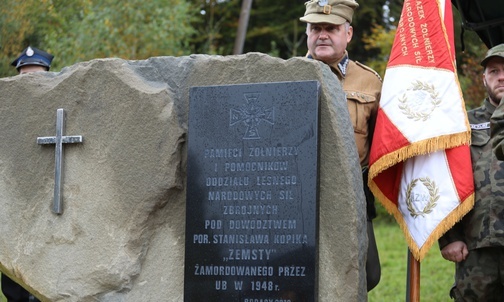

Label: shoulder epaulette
[355,61,382,82]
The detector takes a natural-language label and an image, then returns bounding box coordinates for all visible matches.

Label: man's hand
[441,241,468,262]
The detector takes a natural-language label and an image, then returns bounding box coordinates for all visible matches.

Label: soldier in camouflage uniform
[439,43,504,301]
[490,45,504,160]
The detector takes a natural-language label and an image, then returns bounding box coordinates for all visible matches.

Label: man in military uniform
[299,0,382,291]
[439,43,504,300]
[1,46,52,302]
[490,45,504,159]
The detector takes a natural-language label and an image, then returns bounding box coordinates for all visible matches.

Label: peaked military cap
[300,0,359,25]
[11,46,54,71]
[481,43,504,67]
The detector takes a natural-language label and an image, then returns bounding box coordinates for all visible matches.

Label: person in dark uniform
[1,46,53,302]
[11,46,54,74]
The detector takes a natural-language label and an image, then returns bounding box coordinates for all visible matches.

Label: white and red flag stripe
[368,0,474,261]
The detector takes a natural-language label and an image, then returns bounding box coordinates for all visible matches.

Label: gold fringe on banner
[368,130,471,181]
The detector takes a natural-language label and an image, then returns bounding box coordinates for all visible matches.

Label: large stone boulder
[0,53,367,301]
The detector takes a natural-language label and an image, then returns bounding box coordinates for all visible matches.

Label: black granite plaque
[185,81,320,302]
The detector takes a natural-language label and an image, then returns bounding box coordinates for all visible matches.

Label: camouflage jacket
[491,97,504,160]
[439,99,504,250]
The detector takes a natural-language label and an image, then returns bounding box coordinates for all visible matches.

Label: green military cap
[481,43,504,67]
[299,0,359,25]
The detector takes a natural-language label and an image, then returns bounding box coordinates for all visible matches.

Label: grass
[0,275,4,302]
[368,204,455,301]
[0,205,455,302]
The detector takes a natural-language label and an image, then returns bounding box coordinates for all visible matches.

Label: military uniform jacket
[329,59,382,168]
[439,99,504,250]
[491,98,504,160]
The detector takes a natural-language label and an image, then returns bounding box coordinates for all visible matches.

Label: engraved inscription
[186,81,318,301]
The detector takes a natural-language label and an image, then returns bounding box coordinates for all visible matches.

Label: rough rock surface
[0,53,367,301]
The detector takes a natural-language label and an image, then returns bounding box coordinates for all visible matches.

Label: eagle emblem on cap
[318,0,328,6]
[26,47,34,57]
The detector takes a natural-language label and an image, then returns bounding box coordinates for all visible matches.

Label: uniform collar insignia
[338,54,349,77]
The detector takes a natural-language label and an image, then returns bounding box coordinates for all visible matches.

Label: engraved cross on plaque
[229,93,275,139]
[37,108,83,214]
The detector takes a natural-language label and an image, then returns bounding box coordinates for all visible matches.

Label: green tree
[349,0,389,62]
[187,0,392,60]
[0,0,195,77]
[188,0,307,58]
[0,0,50,76]
[245,0,307,58]
[188,0,238,55]
[362,24,395,77]
[1,0,489,99]
[451,5,488,109]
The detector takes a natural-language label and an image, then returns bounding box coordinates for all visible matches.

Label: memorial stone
[185,81,320,301]
[0,53,367,301]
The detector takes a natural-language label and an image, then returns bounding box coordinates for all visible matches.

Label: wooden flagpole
[406,249,420,302]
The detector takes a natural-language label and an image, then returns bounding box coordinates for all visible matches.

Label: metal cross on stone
[37,108,83,214]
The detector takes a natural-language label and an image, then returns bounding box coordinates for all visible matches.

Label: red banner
[368,0,474,261]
